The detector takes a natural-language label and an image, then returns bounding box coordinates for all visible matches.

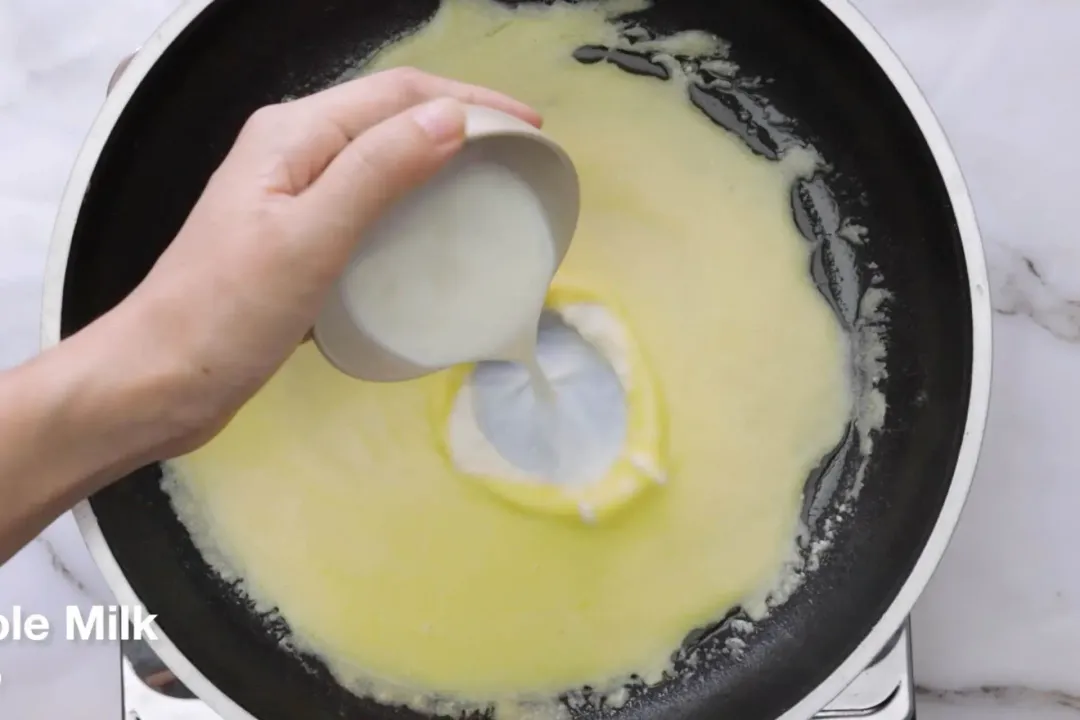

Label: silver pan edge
[40,0,992,716]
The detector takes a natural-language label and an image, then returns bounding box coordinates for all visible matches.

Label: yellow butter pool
[164,0,851,711]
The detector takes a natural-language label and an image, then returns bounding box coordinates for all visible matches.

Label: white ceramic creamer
[313,104,580,382]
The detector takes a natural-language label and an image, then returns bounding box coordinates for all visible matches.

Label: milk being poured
[340,146,557,370]
[339,141,627,486]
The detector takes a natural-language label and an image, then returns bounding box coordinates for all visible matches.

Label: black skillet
[44,0,990,718]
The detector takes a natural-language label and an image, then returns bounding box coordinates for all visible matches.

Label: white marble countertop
[2,0,1078,718]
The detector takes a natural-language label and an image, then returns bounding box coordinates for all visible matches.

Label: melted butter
[164,0,851,713]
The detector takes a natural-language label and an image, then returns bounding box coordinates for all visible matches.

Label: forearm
[0,306,178,562]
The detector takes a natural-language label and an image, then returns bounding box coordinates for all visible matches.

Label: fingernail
[414,98,465,145]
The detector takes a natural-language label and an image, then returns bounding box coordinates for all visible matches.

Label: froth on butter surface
[164,0,852,714]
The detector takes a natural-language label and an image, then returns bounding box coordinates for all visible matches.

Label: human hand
[100,68,542,458]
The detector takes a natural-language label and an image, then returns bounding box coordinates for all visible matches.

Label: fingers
[294,67,542,138]
[225,67,540,196]
[293,97,468,259]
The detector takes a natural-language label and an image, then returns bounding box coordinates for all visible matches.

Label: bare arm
[0,304,175,560]
[0,69,540,565]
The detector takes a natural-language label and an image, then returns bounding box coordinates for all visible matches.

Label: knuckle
[241,103,290,139]
[382,66,430,99]
[387,66,425,86]
[235,105,316,192]
[341,143,386,190]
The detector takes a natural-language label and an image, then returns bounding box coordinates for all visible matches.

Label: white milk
[340,144,557,370]
[341,138,628,485]
[457,310,629,488]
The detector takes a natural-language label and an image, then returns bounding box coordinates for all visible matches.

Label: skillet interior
[63,0,973,717]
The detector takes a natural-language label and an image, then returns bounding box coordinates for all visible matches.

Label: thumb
[297,97,467,249]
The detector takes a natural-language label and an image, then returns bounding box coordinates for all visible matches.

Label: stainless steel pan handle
[123,653,219,719]
[107,51,138,96]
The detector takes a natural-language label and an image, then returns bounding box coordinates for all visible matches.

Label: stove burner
[121,622,913,719]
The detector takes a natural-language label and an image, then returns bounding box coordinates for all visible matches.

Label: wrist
[32,304,188,493]
[0,305,189,559]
